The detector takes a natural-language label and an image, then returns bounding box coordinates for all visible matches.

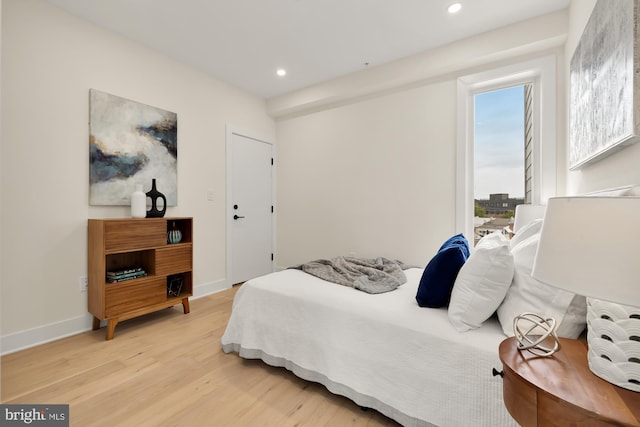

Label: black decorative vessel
[145,179,167,218]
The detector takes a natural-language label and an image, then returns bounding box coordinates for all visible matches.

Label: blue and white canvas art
[89,89,177,205]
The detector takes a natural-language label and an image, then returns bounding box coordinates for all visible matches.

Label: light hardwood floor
[1,286,399,427]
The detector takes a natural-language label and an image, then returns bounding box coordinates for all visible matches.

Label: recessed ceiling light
[276,68,287,77]
[448,3,462,14]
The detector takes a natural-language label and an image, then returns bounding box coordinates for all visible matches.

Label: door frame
[225,125,276,287]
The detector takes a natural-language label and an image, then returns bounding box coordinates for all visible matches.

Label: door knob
[233,215,245,220]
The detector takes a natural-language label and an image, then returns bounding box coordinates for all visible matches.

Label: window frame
[456,56,557,242]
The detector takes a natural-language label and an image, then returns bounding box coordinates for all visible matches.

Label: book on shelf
[107,270,146,279]
[106,272,147,283]
[106,267,144,277]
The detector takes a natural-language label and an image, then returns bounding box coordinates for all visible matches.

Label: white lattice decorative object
[587,298,640,392]
[513,312,560,357]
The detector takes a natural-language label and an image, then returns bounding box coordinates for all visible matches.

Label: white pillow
[448,232,514,332]
[497,233,587,338]
[510,218,543,249]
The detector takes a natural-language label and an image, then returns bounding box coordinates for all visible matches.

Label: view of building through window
[473,85,525,244]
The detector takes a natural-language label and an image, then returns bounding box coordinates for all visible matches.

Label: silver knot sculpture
[514,312,560,357]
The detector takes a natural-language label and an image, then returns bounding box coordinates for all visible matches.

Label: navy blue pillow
[416,234,470,308]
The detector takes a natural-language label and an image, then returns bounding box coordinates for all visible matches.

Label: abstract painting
[89,89,177,205]
[569,0,640,169]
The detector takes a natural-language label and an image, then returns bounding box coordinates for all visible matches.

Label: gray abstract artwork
[569,0,640,169]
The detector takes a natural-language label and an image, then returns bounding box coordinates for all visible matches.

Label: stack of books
[106,267,147,283]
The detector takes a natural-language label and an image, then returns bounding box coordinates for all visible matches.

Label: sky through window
[474,85,524,200]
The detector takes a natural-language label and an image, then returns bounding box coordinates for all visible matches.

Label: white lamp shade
[513,204,546,233]
[531,196,640,306]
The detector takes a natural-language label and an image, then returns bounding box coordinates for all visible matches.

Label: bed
[221,266,516,426]
[220,186,640,426]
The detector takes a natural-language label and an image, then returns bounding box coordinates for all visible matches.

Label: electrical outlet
[79,276,88,292]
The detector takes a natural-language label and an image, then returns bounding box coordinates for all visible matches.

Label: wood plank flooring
[1,286,399,426]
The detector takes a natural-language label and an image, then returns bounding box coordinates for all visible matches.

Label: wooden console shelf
[88,217,193,340]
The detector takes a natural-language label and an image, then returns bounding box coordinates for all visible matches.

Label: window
[475,85,525,204]
[456,56,557,243]
[473,85,526,242]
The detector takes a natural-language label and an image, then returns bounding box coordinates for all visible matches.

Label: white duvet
[221,268,517,427]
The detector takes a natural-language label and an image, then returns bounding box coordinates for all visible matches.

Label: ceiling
[46,0,570,99]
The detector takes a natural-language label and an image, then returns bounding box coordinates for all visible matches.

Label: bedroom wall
[0,0,4,389]
[276,81,456,267]
[564,0,640,194]
[0,0,275,351]
[273,11,569,269]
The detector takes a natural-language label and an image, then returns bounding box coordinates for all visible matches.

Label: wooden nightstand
[499,336,640,426]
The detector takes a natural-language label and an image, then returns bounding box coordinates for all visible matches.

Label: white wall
[274,11,568,269]
[0,0,4,389]
[0,0,275,351]
[565,0,640,194]
[276,81,456,268]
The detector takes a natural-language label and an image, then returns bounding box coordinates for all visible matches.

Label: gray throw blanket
[291,256,414,294]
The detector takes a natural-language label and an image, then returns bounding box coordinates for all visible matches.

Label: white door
[229,132,273,284]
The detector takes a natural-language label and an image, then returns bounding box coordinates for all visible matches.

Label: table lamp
[531,196,640,392]
[512,204,546,234]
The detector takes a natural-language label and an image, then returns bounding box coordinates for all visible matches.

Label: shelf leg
[92,316,101,331]
[181,298,190,314]
[106,319,119,340]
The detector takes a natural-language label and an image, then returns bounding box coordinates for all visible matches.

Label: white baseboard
[1,314,95,356]
[192,279,230,299]
[1,279,229,356]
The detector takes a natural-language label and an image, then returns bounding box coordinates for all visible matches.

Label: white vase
[586,298,640,392]
[131,184,146,218]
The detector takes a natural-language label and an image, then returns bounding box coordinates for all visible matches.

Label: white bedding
[221,268,517,427]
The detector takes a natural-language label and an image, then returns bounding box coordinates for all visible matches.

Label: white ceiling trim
[45,0,570,99]
[267,11,568,120]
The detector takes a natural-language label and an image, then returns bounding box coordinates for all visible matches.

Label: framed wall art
[89,89,177,205]
[569,0,640,170]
